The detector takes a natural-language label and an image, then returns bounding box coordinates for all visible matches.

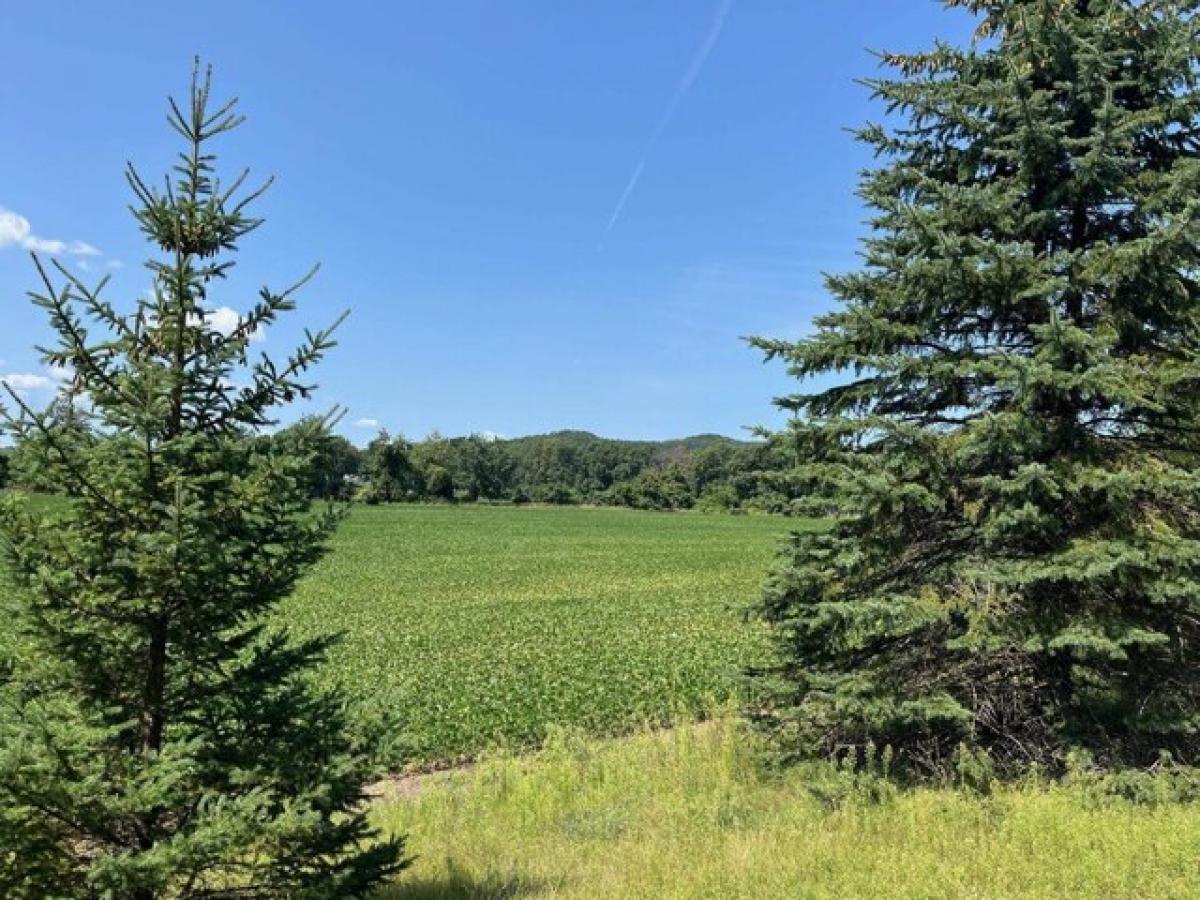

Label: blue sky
[0,2,974,442]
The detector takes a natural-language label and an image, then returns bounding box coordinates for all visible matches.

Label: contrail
[603,0,736,238]
[604,160,646,236]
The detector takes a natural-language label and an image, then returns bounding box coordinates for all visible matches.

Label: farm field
[275,505,1200,899]
[282,504,797,763]
[7,495,1200,899]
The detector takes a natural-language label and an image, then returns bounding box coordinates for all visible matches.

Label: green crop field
[283,504,797,764]
[0,496,796,764]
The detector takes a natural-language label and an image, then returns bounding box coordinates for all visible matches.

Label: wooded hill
[347,426,790,510]
[0,414,793,513]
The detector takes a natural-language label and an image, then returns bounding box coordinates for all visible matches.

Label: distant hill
[672,433,751,450]
[493,430,758,473]
[502,430,754,451]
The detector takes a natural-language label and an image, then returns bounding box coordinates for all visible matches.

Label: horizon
[1,2,975,443]
[341,426,761,449]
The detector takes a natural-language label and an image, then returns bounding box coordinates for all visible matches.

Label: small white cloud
[204,306,266,343]
[23,236,68,254]
[1,372,54,392]
[0,366,73,400]
[0,208,33,248]
[151,304,266,344]
[353,418,380,429]
[106,259,124,269]
[206,306,240,335]
[0,370,68,400]
[479,430,505,442]
[0,206,102,257]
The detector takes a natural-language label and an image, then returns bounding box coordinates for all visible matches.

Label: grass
[372,715,1200,900]
[283,504,796,764]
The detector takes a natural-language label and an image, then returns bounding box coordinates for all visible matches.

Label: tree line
[2,413,795,513]
[349,428,792,511]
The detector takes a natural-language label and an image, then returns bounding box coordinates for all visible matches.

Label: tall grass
[373,715,1200,899]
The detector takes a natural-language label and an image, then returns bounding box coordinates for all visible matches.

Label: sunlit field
[284,505,1200,898]
[6,496,1199,899]
[372,715,1200,900]
[1,497,795,764]
[283,504,797,763]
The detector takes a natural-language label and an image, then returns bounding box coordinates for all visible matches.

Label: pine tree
[7,395,96,494]
[0,63,407,896]
[748,0,1200,777]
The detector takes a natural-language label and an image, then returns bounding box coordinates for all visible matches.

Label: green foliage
[602,462,695,510]
[422,463,455,501]
[322,428,791,511]
[282,504,796,763]
[359,431,424,503]
[6,396,94,494]
[749,0,1200,777]
[271,416,362,500]
[0,64,404,896]
[805,741,898,810]
[697,484,740,513]
[1066,748,1200,807]
[445,434,514,501]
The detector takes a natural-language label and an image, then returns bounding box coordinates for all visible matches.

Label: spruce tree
[0,63,407,896]
[749,0,1200,776]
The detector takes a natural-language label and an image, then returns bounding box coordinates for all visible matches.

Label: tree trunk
[141,617,168,754]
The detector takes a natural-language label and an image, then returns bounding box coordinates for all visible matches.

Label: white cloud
[206,306,241,335]
[0,208,33,247]
[204,306,266,343]
[149,304,267,345]
[22,236,67,254]
[0,206,102,257]
[479,430,505,442]
[0,370,67,400]
[1,372,54,392]
[353,417,380,429]
[0,366,73,400]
